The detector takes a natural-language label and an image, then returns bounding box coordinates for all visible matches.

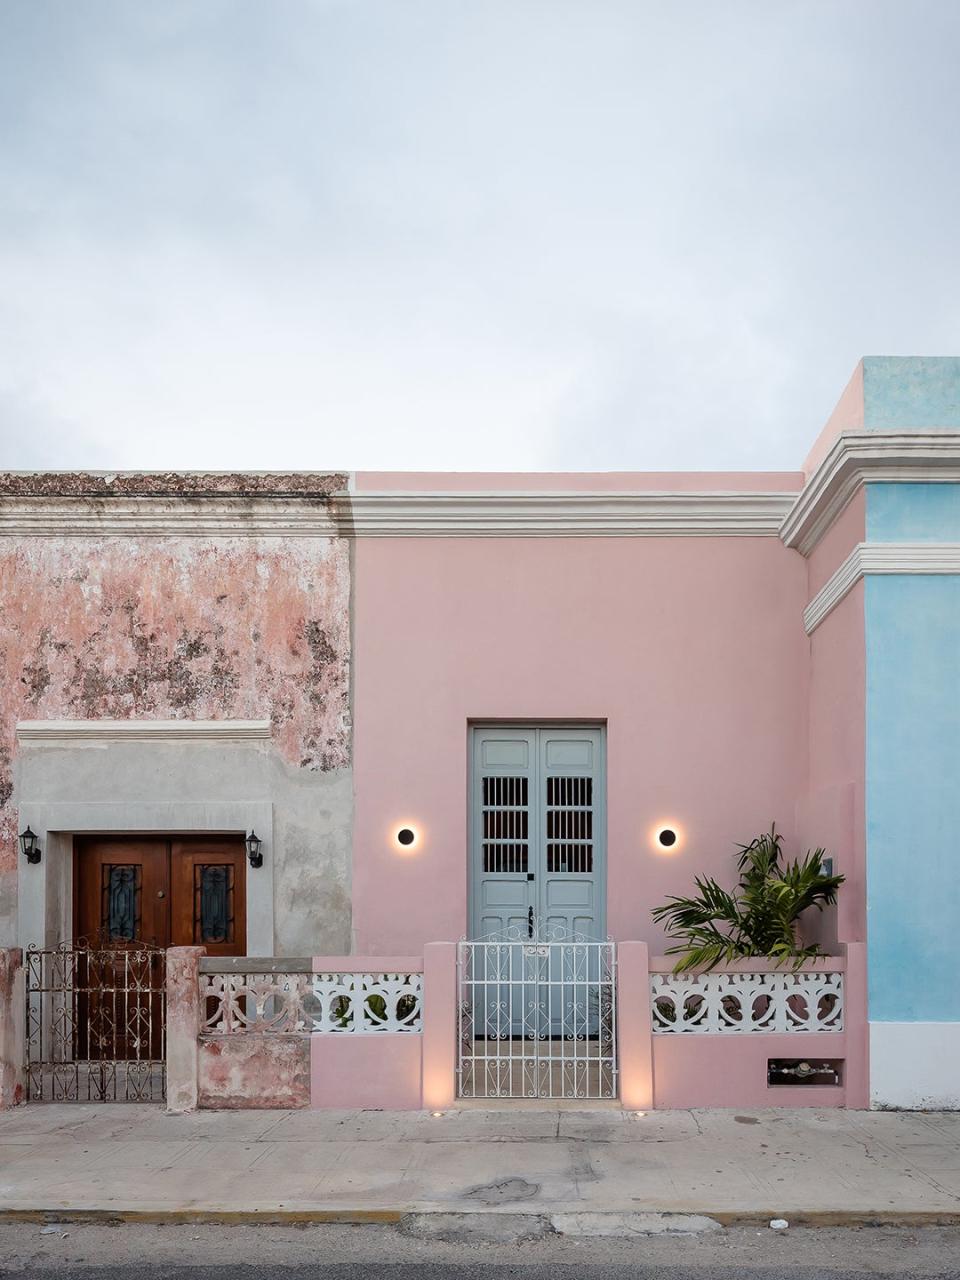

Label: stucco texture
[351,533,810,953]
[0,535,352,948]
[865,481,960,1023]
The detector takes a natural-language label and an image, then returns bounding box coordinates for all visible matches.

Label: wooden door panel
[170,837,247,956]
[76,835,247,955]
[75,837,170,948]
[74,837,169,1064]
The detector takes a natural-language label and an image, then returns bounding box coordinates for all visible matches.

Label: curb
[2,1207,960,1230]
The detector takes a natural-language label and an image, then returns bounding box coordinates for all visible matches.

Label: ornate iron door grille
[457,923,617,1100]
[25,941,167,1102]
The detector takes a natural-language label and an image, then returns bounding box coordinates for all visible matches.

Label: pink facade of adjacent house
[1,357,959,1113]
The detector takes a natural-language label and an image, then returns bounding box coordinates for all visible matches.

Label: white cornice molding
[781,431,960,555]
[16,719,273,745]
[0,491,798,538]
[0,498,339,538]
[804,542,960,634]
[337,491,797,537]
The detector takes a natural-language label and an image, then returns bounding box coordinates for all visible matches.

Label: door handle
[527,906,533,938]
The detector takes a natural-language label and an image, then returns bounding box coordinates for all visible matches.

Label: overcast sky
[1,1,958,474]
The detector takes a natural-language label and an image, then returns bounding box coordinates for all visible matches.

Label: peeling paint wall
[0,488,353,952]
[198,1035,310,1109]
[0,948,26,1108]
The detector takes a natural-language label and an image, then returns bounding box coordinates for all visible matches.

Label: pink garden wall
[351,472,812,954]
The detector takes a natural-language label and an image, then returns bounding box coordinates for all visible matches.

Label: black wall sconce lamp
[245,830,263,868]
[396,827,416,848]
[20,826,41,864]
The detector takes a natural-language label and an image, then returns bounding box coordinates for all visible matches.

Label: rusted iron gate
[25,941,166,1102]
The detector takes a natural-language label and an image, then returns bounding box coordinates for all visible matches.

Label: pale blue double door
[469,725,606,1040]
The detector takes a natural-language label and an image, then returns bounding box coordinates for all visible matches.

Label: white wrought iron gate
[457,923,617,1099]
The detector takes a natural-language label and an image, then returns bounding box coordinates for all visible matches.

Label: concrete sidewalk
[1,1105,959,1225]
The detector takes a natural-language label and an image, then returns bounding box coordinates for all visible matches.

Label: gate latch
[527,906,533,937]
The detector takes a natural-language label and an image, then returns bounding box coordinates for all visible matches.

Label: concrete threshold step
[450,1098,623,1110]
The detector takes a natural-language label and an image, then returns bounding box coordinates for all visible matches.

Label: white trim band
[804,542,960,634]
[781,430,960,554]
[340,491,796,537]
[16,719,273,745]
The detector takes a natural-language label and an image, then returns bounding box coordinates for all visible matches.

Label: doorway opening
[25,834,247,1102]
[460,725,616,1099]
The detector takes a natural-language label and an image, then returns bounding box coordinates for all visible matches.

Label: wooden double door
[75,834,247,956]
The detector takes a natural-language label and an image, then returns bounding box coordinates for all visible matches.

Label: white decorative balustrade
[199,959,423,1035]
[650,968,844,1034]
[201,970,309,1034]
[311,972,423,1033]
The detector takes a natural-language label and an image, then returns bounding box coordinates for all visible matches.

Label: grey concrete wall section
[8,740,352,955]
[0,870,15,956]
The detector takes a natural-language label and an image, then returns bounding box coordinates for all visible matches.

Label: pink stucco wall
[798,489,866,948]
[652,1033,847,1108]
[648,946,867,1109]
[807,488,865,597]
[310,1035,423,1109]
[798,488,866,949]
[351,493,811,953]
[802,583,866,947]
[803,362,865,479]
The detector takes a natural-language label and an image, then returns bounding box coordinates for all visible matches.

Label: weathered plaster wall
[15,742,352,954]
[0,948,25,1108]
[0,522,352,953]
[199,1035,310,1109]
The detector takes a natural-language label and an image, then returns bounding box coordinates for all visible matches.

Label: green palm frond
[652,824,845,973]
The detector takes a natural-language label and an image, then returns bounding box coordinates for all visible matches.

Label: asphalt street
[1,1222,959,1278]
[3,1271,959,1280]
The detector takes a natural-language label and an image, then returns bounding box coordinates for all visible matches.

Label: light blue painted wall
[862,356,960,429]
[867,483,960,541]
[865,482,960,1022]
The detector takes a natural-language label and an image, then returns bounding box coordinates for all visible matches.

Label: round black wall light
[656,827,678,849]
[396,827,416,847]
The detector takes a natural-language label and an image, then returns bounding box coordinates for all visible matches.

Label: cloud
[1,1,959,472]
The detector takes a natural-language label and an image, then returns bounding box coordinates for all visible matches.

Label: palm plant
[651,826,844,973]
